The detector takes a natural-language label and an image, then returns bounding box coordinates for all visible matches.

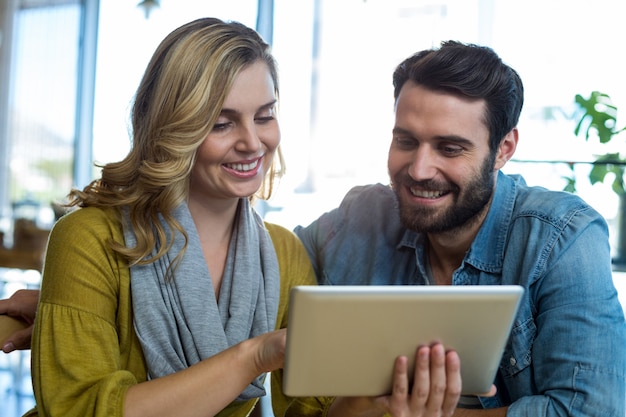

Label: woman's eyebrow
[220,99,277,115]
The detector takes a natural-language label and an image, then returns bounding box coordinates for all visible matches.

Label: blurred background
[1,1,625,416]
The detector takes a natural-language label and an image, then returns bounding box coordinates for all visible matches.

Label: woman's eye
[256,107,276,123]
[212,122,231,131]
[255,116,275,123]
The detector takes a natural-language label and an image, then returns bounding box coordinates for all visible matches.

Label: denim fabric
[294,172,626,417]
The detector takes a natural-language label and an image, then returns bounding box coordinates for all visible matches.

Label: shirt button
[509,357,517,366]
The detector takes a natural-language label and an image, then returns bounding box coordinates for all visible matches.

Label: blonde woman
[18,18,461,417]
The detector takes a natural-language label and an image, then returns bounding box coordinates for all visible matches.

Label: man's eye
[441,145,463,155]
[394,137,416,147]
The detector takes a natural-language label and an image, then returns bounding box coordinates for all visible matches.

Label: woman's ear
[494,128,518,171]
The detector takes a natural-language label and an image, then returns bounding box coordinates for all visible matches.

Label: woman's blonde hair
[69,18,283,266]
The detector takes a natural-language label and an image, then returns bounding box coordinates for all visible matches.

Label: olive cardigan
[26,206,332,417]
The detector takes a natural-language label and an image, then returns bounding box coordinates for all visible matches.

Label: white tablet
[283,285,523,397]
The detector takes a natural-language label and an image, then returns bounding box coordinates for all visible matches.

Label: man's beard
[392,155,495,234]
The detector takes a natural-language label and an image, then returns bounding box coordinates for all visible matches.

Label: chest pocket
[500,316,536,377]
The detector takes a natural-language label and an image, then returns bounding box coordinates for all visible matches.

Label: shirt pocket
[499,316,536,377]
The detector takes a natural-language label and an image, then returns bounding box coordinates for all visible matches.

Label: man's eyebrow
[434,135,474,147]
[392,127,474,146]
[220,99,277,115]
[392,127,413,136]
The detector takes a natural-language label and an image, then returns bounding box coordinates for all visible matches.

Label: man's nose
[407,146,438,180]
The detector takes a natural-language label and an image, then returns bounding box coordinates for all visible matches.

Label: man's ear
[494,128,518,171]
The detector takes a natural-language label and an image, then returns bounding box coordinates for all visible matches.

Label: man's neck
[426,212,487,285]
[427,239,467,285]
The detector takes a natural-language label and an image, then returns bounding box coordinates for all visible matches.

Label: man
[294,41,626,416]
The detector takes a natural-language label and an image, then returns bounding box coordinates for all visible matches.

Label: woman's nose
[236,122,262,151]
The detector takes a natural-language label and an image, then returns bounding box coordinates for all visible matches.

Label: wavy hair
[68,17,283,267]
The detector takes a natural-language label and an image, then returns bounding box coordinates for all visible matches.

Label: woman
[20,18,461,417]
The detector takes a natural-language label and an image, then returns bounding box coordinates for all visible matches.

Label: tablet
[283,285,523,397]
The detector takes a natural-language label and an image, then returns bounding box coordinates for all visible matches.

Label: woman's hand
[329,342,462,417]
[253,328,287,373]
[125,328,288,417]
[0,289,39,352]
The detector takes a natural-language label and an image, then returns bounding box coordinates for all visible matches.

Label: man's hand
[329,342,463,417]
[0,289,39,352]
[384,343,461,417]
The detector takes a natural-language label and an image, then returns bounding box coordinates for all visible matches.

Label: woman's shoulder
[264,221,294,240]
[52,206,123,239]
[264,221,308,258]
[263,221,293,236]
[264,221,318,295]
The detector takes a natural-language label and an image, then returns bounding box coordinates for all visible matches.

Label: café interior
[1,1,625,416]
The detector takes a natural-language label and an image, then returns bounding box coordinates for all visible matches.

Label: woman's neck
[187,196,241,299]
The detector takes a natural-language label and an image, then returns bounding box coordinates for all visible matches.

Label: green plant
[566,91,626,195]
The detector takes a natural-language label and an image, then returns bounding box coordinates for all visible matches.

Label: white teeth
[226,159,259,172]
[410,188,444,198]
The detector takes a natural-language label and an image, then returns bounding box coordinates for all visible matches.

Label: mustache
[392,174,459,193]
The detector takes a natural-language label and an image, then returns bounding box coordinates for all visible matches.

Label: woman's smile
[223,156,264,178]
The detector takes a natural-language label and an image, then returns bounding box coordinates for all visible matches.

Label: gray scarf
[124,199,280,400]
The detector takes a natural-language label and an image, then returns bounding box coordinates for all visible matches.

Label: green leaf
[589,163,610,185]
[569,92,626,196]
[562,176,577,193]
[574,91,618,144]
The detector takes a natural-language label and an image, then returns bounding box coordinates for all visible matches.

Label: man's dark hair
[393,40,524,152]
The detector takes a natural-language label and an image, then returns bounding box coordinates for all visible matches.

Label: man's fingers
[424,343,447,412]
[475,384,497,397]
[391,355,410,397]
[412,345,431,405]
[383,343,464,417]
[441,349,462,414]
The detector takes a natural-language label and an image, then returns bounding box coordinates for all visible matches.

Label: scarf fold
[125,199,280,400]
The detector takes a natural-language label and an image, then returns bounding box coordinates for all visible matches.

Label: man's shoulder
[294,183,405,252]
[339,183,397,210]
[511,177,597,218]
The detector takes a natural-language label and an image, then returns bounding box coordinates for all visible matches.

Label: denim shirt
[294,172,626,417]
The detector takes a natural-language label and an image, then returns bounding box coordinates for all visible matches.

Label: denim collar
[464,171,518,274]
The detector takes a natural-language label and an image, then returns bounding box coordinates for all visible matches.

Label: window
[92,0,259,166]
[0,0,82,229]
[266,0,626,233]
[91,0,626,255]
[2,0,624,248]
